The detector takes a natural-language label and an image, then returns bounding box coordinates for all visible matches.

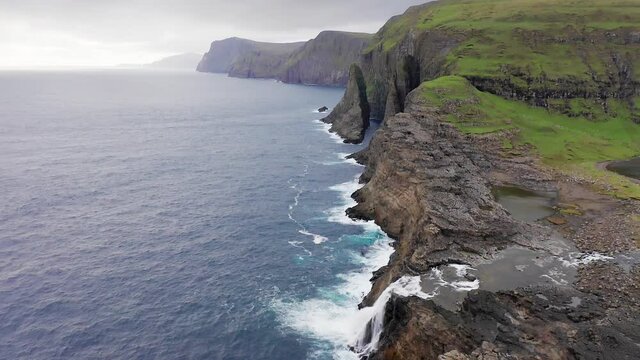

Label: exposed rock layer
[349,84,640,359]
[356,1,640,122]
[350,88,545,307]
[282,31,372,86]
[373,283,640,360]
[196,38,303,74]
[322,64,371,143]
[197,32,372,86]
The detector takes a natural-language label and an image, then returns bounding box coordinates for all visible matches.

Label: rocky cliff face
[322,64,370,143]
[197,31,372,86]
[317,1,640,359]
[282,31,373,86]
[350,75,640,360]
[196,37,303,74]
[373,284,640,360]
[349,88,546,307]
[354,0,640,122]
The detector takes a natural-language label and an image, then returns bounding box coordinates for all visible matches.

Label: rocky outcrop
[350,82,640,360]
[322,64,370,143]
[310,1,640,358]
[196,37,303,75]
[349,88,540,306]
[196,32,373,86]
[351,1,640,122]
[282,31,373,86]
[373,284,640,360]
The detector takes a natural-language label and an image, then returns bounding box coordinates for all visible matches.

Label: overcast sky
[0,0,429,69]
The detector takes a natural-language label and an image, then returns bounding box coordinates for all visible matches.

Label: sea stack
[322,64,370,143]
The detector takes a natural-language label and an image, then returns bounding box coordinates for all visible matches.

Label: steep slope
[196,37,304,74]
[325,1,640,359]
[281,31,373,86]
[358,0,640,121]
[353,74,640,360]
[322,64,370,142]
[197,31,373,86]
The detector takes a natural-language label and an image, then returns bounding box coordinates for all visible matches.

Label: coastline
[332,85,640,358]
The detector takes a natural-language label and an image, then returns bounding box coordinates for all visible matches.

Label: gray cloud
[0,0,429,67]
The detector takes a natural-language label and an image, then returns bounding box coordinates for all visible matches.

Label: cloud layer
[0,0,428,68]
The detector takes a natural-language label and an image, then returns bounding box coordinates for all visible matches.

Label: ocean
[0,69,390,360]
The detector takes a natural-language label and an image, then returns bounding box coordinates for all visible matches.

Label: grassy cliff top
[418,75,640,198]
[369,0,640,81]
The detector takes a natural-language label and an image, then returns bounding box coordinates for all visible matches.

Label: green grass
[367,0,640,82]
[365,0,640,198]
[419,76,640,199]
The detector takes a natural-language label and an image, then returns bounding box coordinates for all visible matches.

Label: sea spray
[273,229,395,360]
[275,133,481,358]
[275,148,400,359]
[314,119,346,145]
[353,276,433,355]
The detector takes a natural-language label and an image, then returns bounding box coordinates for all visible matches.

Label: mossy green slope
[369,0,639,78]
[418,75,640,198]
[367,0,639,119]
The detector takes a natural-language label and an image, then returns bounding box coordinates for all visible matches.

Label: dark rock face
[196,38,303,78]
[362,27,463,120]
[348,81,640,360]
[372,284,640,360]
[196,37,303,74]
[322,64,371,143]
[318,106,329,113]
[349,89,541,306]
[355,4,640,122]
[196,32,372,86]
[282,31,373,86]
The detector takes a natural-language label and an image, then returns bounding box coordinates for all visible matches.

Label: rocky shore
[198,0,639,357]
[321,64,370,143]
[341,83,640,359]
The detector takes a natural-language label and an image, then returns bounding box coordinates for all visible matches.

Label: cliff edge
[196,31,372,86]
[322,64,371,143]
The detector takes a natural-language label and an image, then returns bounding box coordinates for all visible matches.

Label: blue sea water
[0,70,387,360]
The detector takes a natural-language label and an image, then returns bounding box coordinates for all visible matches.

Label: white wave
[318,153,362,167]
[287,164,331,246]
[299,229,329,245]
[274,233,395,359]
[337,153,362,166]
[428,264,480,292]
[288,240,312,257]
[313,119,345,144]
[277,127,412,358]
[352,275,435,356]
[276,156,399,358]
[326,178,379,233]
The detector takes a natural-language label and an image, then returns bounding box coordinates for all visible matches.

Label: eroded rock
[322,64,370,143]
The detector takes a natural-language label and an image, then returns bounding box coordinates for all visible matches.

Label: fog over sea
[0,70,393,359]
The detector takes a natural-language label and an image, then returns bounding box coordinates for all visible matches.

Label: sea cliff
[200,0,640,357]
[322,0,640,359]
[196,31,372,86]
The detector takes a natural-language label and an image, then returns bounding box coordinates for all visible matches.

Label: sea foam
[313,119,345,144]
[274,120,432,359]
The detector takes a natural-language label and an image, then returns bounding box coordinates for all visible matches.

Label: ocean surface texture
[0,70,387,359]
